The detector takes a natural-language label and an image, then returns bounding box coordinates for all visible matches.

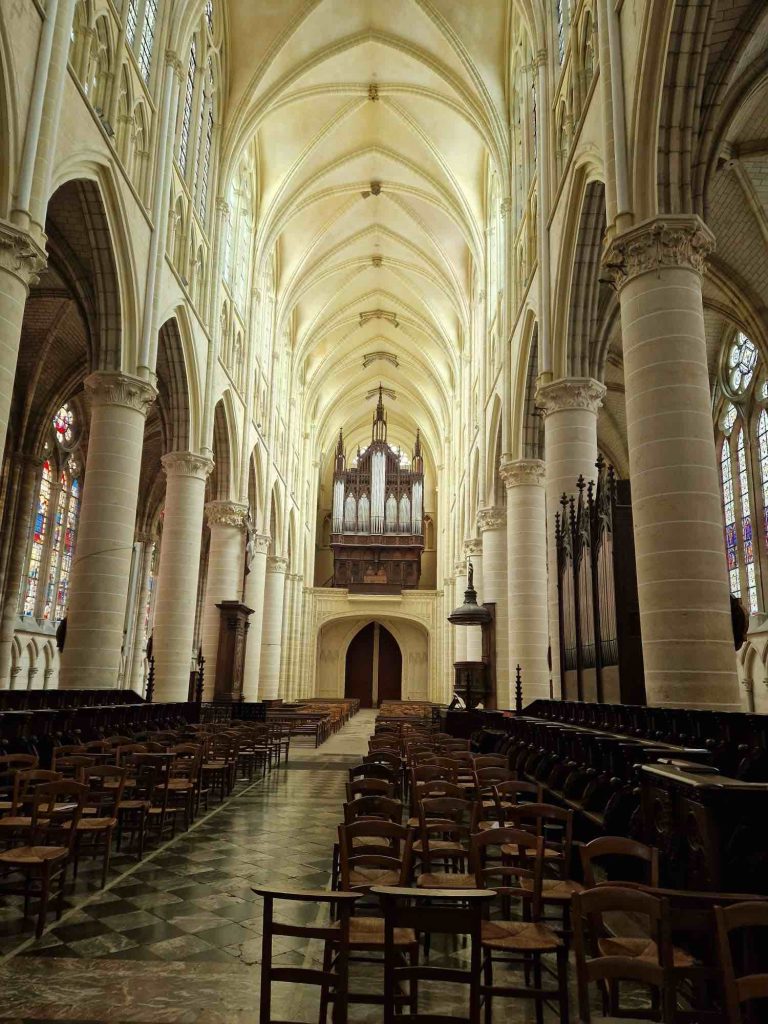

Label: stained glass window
[758,410,768,546]
[56,476,80,622]
[23,461,52,616]
[737,430,757,611]
[721,440,740,596]
[556,0,566,62]
[199,109,213,217]
[43,475,67,620]
[727,332,758,394]
[53,405,74,445]
[138,0,157,81]
[179,41,197,173]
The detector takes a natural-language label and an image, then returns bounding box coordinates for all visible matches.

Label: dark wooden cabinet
[213,601,253,701]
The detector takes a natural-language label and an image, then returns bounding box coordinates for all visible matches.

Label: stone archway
[344,621,402,708]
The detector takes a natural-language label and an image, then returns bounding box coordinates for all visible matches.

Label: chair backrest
[412,780,465,804]
[411,764,456,786]
[348,762,397,783]
[338,820,413,888]
[470,827,545,916]
[493,779,543,805]
[715,900,768,1024]
[438,738,472,753]
[116,743,148,764]
[83,765,128,815]
[572,885,674,1023]
[50,746,85,770]
[54,755,95,781]
[474,755,509,770]
[418,795,474,858]
[124,755,161,801]
[474,766,515,794]
[580,835,660,889]
[363,751,401,772]
[30,780,87,852]
[104,735,133,748]
[81,739,110,753]
[505,801,574,875]
[343,795,403,825]
[345,778,394,800]
[10,769,61,812]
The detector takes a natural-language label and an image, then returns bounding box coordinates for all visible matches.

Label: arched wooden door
[344,622,402,708]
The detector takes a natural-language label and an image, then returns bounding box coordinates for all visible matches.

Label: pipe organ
[331,387,424,592]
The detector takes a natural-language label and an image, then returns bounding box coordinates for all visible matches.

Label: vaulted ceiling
[223,0,521,465]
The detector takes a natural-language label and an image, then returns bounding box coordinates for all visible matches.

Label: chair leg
[556,946,570,1024]
[533,954,544,1024]
[483,950,492,1024]
[319,940,332,1024]
[101,830,112,889]
[36,867,50,939]
[56,863,67,920]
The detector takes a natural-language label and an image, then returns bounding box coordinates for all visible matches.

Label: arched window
[126,0,158,83]
[737,429,757,612]
[757,409,768,544]
[179,40,197,173]
[22,406,83,622]
[555,0,568,63]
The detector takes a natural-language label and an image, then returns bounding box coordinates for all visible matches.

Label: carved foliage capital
[0,223,47,287]
[602,215,715,290]
[268,555,289,573]
[453,560,467,577]
[536,377,606,417]
[499,457,546,489]
[162,451,214,480]
[205,500,249,529]
[253,533,271,555]
[477,506,506,532]
[85,371,157,415]
[463,538,482,557]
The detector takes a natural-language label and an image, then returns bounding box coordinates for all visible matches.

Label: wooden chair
[348,762,398,785]
[373,885,494,1024]
[74,765,127,888]
[346,778,395,801]
[572,885,675,1022]
[474,755,510,770]
[338,820,413,894]
[343,796,403,826]
[415,795,475,888]
[581,836,660,889]
[254,886,360,1024]
[53,755,96,781]
[493,779,544,821]
[474,766,516,807]
[0,779,87,937]
[50,746,86,771]
[0,769,61,843]
[471,827,569,1024]
[408,780,465,828]
[167,744,203,827]
[715,900,768,1024]
[116,758,158,859]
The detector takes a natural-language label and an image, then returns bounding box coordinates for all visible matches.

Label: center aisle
[0,710,377,1023]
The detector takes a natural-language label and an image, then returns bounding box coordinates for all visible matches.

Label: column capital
[267,555,289,574]
[602,214,715,290]
[84,371,157,415]
[500,456,546,489]
[477,506,507,532]
[536,376,606,417]
[0,221,46,287]
[463,537,482,558]
[453,560,467,578]
[165,49,184,78]
[205,500,248,529]
[162,450,214,480]
[252,533,271,555]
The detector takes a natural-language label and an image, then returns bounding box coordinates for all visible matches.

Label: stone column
[259,555,288,700]
[453,561,468,663]
[501,457,550,703]
[0,454,40,686]
[463,539,483,660]
[200,500,247,696]
[59,372,156,689]
[0,225,46,458]
[128,533,155,696]
[152,452,213,702]
[537,377,605,687]
[241,533,270,701]
[603,216,739,708]
[478,507,509,708]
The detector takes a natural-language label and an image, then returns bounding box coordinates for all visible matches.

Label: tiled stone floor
[0,711,574,1022]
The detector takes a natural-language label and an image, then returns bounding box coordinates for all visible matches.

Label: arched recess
[247,445,265,528]
[287,508,299,572]
[208,398,233,501]
[486,393,503,507]
[521,322,544,459]
[566,180,609,379]
[268,482,284,556]
[0,9,16,219]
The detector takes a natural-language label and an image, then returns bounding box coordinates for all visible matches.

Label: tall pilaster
[537,377,605,686]
[259,555,288,700]
[463,539,483,661]
[241,533,270,700]
[152,453,213,702]
[0,226,46,458]
[603,216,739,708]
[500,458,549,704]
[0,454,40,686]
[59,372,156,689]
[453,561,468,663]
[200,500,247,696]
[477,507,508,708]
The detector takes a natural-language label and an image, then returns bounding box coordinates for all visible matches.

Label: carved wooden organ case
[331,388,424,592]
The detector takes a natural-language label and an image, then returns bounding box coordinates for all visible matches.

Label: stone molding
[268,555,289,574]
[162,451,214,480]
[84,371,157,415]
[205,500,248,529]
[499,457,546,489]
[463,538,482,557]
[602,215,715,290]
[477,507,507,532]
[536,376,606,417]
[0,222,47,287]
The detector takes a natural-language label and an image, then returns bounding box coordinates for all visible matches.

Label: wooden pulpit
[213,601,254,700]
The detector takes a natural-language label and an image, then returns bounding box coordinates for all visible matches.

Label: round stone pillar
[603,215,739,708]
[59,372,156,689]
[241,533,270,701]
[0,225,46,457]
[477,508,508,708]
[537,377,605,689]
[500,457,550,703]
[200,500,248,696]
[259,555,288,700]
[453,561,468,663]
[152,453,213,702]
[463,539,483,661]
[0,454,40,687]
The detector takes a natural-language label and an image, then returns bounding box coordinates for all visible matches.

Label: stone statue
[244,508,257,575]
[467,559,474,590]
